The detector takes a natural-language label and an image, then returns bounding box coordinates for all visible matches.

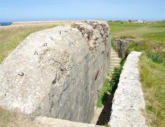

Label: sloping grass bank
[139,53,165,127]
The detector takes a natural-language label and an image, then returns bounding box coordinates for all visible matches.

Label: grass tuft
[146,52,163,64]
[96,77,111,107]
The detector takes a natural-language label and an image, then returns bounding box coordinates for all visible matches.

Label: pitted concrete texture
[0,21,110,123]
[113,39,133,59]
[109,51,148,127]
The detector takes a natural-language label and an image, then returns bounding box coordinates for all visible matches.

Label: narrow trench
[96,59,125,125]
[96,92,114,125]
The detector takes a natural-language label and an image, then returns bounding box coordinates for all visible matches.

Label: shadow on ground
[96,93,114,125]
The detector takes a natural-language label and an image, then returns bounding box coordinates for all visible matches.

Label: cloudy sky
[0,0,165,21]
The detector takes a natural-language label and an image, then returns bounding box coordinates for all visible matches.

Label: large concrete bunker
[0,21,111,123]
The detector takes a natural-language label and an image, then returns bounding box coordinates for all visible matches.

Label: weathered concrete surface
[35,116,103,127]
[0,21,110,123]
[90,106,103,124]
[113,39,133,58]
[109,51,148,127]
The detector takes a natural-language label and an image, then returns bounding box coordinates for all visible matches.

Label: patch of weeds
[96,59,125,125]
[96,58,125,108]
[146,51,163,64]
[109,67,122,94]
[120,58,126,66]
[96,78,111,107]
[127,42,144,53]
[139,54,165,127]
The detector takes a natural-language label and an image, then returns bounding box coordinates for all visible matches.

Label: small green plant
[109,67,122,94]
[96,59,124,108]
[120,58,126,66]
[127,42,143,53]
[146,52,163,63]
[96,78,111,107]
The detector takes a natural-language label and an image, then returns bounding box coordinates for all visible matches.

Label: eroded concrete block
[0,21,111,123]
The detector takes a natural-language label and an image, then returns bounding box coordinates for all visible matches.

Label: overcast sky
[0,0,165,22]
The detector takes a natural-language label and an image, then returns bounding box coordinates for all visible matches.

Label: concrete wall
[113,39,133,58]
[0,21,111,123]
[109,52,148,127]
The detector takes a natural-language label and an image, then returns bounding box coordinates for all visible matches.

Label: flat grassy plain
[109,21,165,42]
[108,21,165,127]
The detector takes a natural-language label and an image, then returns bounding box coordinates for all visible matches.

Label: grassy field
[140,54,165,127]
[109,21,165,42]
[0,24,57,63]
[108,21,165,127]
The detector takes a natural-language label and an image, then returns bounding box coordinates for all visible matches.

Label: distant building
[128,20,145,23]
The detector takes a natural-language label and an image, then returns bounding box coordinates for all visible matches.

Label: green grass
[96,64,123,108]
[139,54,165,127]
[108,21,165,43]
[143,31,165,42]
[0,24,56,63]
[108,21,146,34]
[108,21,165,127]
[146,52,163,63]
[96,77,111,107]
